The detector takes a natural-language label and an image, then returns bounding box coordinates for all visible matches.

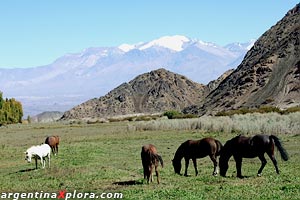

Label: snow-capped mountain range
[0,35,255,117]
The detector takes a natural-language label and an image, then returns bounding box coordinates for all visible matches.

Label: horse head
[219,155,229,177]
[219,139,234,177]
[24,150,33,163]
[172,159,182,175]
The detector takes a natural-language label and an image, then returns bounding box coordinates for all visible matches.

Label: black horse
[172,138,223,176]
[219,134,289,178]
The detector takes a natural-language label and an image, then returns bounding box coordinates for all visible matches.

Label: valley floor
[0,121,299,199]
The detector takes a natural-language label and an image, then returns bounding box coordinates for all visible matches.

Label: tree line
[0,92,23,126]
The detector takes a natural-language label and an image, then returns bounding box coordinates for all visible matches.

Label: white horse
[25,144,51,169]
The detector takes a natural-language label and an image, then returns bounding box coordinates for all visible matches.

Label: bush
[163,110,198,119]
[134,112,300,135]
[163,110,181,119]
[216,106,300,116]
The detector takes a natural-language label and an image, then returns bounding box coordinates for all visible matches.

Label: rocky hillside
[185,3,300,115]
[207,69,234,92]
[61,68,208,119]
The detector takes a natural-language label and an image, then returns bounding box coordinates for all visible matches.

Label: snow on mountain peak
[139,35,190,51]
[246,39,256,50]
[118,43,136,52]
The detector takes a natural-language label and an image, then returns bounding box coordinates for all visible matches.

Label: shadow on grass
[17,168,37,173]
[113,179,144,186]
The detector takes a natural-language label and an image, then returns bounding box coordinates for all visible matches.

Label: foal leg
[257,155,267,176]
[192,158,198,176]
[267,151,279,174]
[155,165,160,184]
[143,166,147,180]
[184,158,190,176]
[149,166,153,183]
[209,155,218,176]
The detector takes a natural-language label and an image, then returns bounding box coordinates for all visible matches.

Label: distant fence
[131,112,300,135]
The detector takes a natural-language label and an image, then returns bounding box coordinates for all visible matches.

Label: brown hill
[61,68,208,119]
[185,3,300,115]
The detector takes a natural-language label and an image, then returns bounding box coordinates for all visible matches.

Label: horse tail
[157,154,164,168]
[215,139,223,156]
[270,135,289,161]
[151,153,164,168]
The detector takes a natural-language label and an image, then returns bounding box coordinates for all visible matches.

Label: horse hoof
[257,174,262,177]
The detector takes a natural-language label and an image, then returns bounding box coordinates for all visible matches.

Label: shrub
[134,112,300,135]
[163,110,182,119]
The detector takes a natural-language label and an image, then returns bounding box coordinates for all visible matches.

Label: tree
[0,91,23,125]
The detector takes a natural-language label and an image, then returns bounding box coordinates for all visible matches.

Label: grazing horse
[45,136,60,156]
[141,144,164,184]
[172,138,223,176]
[219,134,289,178]
[25,144,51,169]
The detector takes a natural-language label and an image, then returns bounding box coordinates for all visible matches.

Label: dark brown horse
[141,144,164,184]
[219,134,289,178]
[45,136,60,156]
[172,138,223,176]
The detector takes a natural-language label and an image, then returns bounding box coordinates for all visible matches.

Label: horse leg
[209,155,218,176]
[51,147,55,155]
[192,158,198,176]
[35,157,38,169]
[149,165,154,183]
[184,157,190,176]
[234,156,243,178]
[155,165,160,184]
[145,167,150,183]
[56,144,58,155]
[40,157,45,169]
[143,165,147,180]
[257,155,267,176]
[48,153,51,168]
[267,151,279,174]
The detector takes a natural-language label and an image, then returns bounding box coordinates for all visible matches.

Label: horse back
[141,144,163,167]
[184,138,221,158]
[54,135,60,145]
[141,144,157,155]
[233,134,271,158]
[45,136,59,146]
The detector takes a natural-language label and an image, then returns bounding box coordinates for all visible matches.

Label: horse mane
[173,141,187,162]
[220,138,234,158]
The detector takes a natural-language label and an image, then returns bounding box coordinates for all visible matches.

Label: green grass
[0,122,299,199]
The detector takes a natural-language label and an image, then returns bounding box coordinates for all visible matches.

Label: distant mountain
[0,35,253,116]
[184,3,300,115]
[31,111,63,123]
[61,68,208,119]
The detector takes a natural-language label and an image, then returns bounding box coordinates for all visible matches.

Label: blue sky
[0,0,299,68]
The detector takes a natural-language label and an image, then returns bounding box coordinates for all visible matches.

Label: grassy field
[0,121,299,200]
